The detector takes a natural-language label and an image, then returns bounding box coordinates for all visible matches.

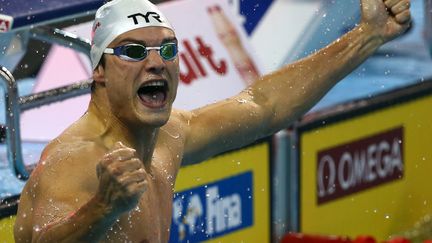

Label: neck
[87,89,158,166]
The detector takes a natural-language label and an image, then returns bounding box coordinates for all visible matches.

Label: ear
[92,64,106,84]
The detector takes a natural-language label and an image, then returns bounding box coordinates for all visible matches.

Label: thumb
[112,141,126,150]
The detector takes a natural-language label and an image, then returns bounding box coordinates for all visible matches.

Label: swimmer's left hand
[360,0,411,42]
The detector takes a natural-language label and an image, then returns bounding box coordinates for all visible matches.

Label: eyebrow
[118,37,178,46]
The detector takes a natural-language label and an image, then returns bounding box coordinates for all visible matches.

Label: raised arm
[181,0,411,164]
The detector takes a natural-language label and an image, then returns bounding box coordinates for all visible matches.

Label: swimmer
[14,0,411,242]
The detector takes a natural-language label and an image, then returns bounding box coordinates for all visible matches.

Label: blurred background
[1,0,432,242]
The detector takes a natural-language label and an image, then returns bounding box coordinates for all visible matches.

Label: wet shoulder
[161,108,191,141]
[41,139,106,165]
[33,139,107,188]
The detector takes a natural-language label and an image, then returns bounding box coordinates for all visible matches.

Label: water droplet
[236,98,248,104]
[33,225,41,232]
[162,128,180,139]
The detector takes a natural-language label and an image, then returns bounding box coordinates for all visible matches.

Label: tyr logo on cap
[127,12,163,25]
[0,14,13,33]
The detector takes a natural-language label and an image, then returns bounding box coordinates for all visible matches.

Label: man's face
[95,27,179,128]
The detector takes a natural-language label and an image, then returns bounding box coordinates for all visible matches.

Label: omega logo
[316,127,404,204]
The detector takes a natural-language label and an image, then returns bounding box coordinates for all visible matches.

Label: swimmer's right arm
[28,142,147,242]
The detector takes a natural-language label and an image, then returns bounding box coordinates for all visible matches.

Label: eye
[124,45,147,59]
[160,43,177,60]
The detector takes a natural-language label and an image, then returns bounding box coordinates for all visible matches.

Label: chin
[136,108,172,128]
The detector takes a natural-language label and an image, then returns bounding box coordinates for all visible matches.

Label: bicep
[31,172,94,230]
[182,91,272,164]
[30,154,98,230]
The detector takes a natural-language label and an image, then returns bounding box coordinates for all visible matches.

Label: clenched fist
[360,0,411,42]
[95,142,148,214]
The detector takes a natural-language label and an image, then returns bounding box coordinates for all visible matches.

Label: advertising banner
[171,142,270,242]
[299,92,432,240]
[0,217,15,242]
[0,14,13,33]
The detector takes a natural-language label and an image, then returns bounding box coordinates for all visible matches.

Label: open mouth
[137,80,169,108]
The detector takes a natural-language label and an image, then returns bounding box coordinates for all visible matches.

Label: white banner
[160,0,263,110]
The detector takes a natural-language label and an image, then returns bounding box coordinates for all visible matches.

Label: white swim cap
[90,0,174,70]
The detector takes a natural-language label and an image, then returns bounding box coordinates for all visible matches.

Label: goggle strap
[104,48,115,54]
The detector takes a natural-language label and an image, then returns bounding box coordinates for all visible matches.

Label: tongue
[139,91,166,107]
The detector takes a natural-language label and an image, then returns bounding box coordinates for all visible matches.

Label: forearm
[33,195,118,243]
[251,23,384,131]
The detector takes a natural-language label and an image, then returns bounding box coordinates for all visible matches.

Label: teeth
[143,81,165,87]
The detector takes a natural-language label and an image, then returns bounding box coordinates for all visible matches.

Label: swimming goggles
[104,43,178,62]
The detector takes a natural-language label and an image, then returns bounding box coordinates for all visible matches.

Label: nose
[144,49,165,74]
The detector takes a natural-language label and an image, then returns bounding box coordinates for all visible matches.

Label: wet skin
[15,27,186,243]
[14,0,411,242]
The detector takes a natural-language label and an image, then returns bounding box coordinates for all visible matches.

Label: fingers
[395,9,411,24]
[384,0,411,25]
[97,142,142,179]
[119,169,147,186]
[384,0,401,8]
[95,142,148,212]
[100,146,137,166]
[390,0,410,15]
[112,141,126,149]
[106,158,143,175]
[117,168,148,197]
[109,141,137,158]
